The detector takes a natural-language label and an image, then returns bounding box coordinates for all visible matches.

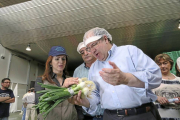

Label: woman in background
[153,54,180,119]
[175,57,180,77]
[35,46,78,120]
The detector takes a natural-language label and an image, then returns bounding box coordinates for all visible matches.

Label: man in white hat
[73,42,103,120]
[176,57,180,77]
[69,27,162,120]
[73,42,96,79]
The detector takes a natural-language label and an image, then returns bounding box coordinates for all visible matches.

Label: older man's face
[79,47,96,64]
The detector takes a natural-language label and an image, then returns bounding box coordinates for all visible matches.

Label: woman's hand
[174,97,180,104]
[68,90,90,108]
[157,96,169,105]
[63,77,79,88]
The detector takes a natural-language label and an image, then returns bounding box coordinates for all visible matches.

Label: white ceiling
[0,0,180,70]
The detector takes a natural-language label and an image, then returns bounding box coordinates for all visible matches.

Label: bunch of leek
[34,78,95,119]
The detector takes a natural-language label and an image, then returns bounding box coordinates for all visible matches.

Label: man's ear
[104,36,109,43]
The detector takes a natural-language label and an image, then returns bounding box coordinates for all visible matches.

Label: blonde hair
[154,54,174,70]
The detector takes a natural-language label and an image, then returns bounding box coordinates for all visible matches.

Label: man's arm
[68,78,100,116]
[2,89,15,103]
[99,61,145,88]
[99,46,162,89]
[3,97,15,103]
[0,97,11,102]
[68,89,100,116]
[125,72,145,88]
[127,45,162,89]
[22,95,27,103]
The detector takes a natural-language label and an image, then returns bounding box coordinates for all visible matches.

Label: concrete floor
[9,111,37,120]
[9,111,22,120]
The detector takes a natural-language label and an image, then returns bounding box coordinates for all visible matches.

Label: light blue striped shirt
[73,63,89,79]
[73,63,104,116]
[83,44,162,115]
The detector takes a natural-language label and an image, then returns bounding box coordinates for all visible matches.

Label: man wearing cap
[73,42,103,120]
[69,27,162,120]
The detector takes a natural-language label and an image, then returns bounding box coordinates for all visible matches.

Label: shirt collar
[51,72,66,79]
[51,72,56,79]
[103,44,117,62]
[51,72,66,86]
[83,62,90,69]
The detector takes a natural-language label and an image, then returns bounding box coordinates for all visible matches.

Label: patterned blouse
[153,74,180,109]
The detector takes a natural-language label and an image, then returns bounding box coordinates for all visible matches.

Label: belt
[106,102,152,116]
[27,103,35,104]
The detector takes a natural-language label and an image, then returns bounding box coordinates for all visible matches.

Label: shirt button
[112,91,114,93]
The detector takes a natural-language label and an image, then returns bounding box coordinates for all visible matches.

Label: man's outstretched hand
[99,61,128,86]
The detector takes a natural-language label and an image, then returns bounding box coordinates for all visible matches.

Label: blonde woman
[154,54,180,119]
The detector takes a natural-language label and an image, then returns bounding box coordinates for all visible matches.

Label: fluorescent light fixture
[26,44,31,51]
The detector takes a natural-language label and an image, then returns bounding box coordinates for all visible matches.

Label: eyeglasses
[86,38,102,52]
[3,82,11,84]
[80,50,85,55]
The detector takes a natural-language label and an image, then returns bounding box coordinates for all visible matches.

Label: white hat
[83,27,112,46]
[177,57,180,68]
[77,42,85,54]
[84,35,102,46]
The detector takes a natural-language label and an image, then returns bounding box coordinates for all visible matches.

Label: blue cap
[48,46,68,56]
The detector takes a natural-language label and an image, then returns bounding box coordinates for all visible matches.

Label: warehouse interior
[0,0,180,119]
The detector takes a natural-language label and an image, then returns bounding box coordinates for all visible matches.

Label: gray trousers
[103,103,161,120]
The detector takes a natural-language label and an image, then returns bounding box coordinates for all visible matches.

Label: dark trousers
[75,105,84,120]
[84,115,93,120]
[103,103,161,120]
[75,105,104,120]
[75,105,94,120]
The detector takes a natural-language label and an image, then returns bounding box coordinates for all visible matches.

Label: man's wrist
[83,98,90,108]
[118,73,129,85]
